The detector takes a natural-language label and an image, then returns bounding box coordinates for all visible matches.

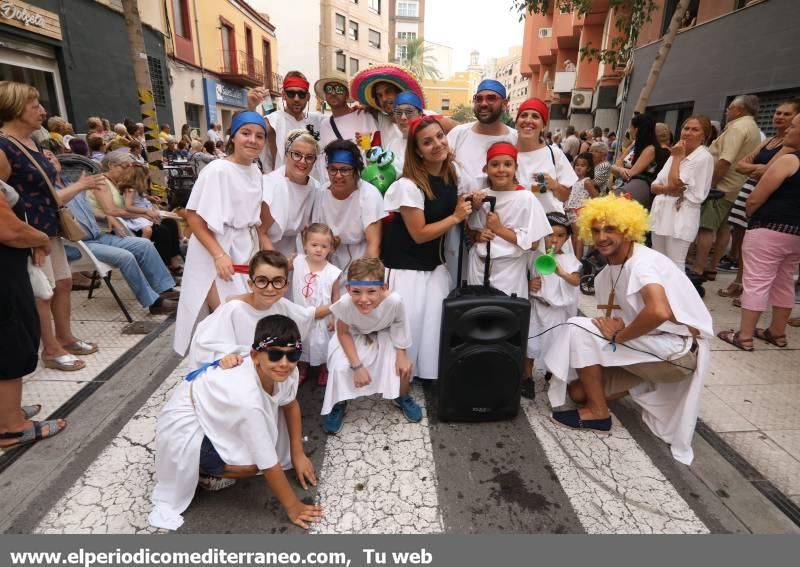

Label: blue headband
[348,280,384,286]
[395,91,423,111]
[328,149,355,165]
[476,79,506,99]
[230,111,267,138]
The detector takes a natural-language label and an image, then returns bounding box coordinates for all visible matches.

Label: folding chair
[64,238,133,323]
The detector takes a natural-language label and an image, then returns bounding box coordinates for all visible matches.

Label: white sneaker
[198,475,236,491]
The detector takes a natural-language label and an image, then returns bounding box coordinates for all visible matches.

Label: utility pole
[121,0,163,169]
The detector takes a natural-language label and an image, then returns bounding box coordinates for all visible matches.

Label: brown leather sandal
[754,328,788,348]
[717,283,743,298]
[717,330,754,352]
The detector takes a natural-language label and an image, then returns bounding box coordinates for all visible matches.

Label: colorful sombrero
[350,64,426,112]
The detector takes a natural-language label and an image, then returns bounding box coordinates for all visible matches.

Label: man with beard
[542,195,712,465]
[247,72,324,177]
[446,80,517,186]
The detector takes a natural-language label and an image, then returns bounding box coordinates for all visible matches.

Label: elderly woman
[261,129,321,258]
[611,113,669,209]
[89,151,154,236]
[311,140,384,276]
[0,81,100,372]
[650,116,715,271]
[718,113,800,351]
[589,141,611,195]
[188,140,216,175]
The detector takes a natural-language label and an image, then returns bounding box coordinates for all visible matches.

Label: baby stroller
[579,247,606,296]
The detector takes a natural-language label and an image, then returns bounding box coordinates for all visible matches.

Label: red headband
[408,115,443,139]
[516,98,549,125]
[486,142,518,162]
[283,76,310,92]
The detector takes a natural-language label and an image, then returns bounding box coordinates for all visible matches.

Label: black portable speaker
[436,195,531,422]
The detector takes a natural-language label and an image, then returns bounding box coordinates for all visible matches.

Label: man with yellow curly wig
[542,194,713,464]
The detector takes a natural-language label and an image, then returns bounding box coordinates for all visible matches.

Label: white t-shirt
[516,144,578,213]
[447,122,518,186]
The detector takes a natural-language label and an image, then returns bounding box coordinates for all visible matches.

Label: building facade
[388,0,424,62]
[424,39,452,79]
[0,0,173,130]
[163,0,280,134]
[495,46,528,116]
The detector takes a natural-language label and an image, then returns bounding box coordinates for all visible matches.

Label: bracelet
[350,363,364,371]
[213,252,227,260]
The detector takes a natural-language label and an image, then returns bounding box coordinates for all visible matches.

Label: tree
[400,38,443,81]
[449,104,474,123]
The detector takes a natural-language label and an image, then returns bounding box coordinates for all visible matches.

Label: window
[396,45,408,61]
[350,57,359,74]
[349,21,359,41]
[661,0,699,35]
[368,29,381,49]
[171,0,190,38]
[397,31,417,40]
[368,0,381,14]
[335,13,345,35]
[336,52,346,72]
[220,20,235,72]
[397,1,418,18]
[147,56,167,106]
[441,98,450,111]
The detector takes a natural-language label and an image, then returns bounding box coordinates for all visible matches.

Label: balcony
[267,71,283,96]
[553,71,576,93]
[218,50,264,88]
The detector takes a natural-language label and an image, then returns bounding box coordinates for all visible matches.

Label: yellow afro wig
[576,194,650,243]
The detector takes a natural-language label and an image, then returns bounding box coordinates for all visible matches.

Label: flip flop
[62,340,98,356]
[22,405,42,420]
[41,353,86,371]
[0,419,66,451]
[717,329,754,351]
[717,283,743,298]
[754,328,788,348]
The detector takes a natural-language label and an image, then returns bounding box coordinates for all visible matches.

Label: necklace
[598,243,632,317]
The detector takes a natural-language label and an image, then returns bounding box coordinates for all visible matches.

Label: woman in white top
[311,140,385,278]
[261,129,321,258]
[650,116,715,271]
[514,98,577,214]
[174,111,272,356]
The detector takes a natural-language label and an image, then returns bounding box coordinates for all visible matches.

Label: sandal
[62,340,98,356]
[717,329,754,351]
[733,297,741,308]
[754,328,788,348]
[789,318,800,328]
[41,353,86,372]
[0,419,66,451]
[703,270,717,282]
[22,404,42,420]
[717,283,743,298]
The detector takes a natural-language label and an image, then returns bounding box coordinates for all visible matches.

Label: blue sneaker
[323,402,347,434]
[393,394,422,423]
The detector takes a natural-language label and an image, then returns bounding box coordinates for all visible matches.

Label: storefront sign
[215,83,247,108]
[203,78,218,128]
[0,0,61,40]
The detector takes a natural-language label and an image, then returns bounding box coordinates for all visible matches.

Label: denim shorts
[199,436,226,476]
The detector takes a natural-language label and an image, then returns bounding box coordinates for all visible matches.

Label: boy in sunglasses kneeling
[149,314,323,531]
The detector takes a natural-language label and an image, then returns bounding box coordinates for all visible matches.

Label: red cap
[486,142,518,163]
[283,76,310,92]
[516,98,549,125]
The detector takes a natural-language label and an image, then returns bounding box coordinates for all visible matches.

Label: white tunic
[650,146,715,243]
[516,144,578,214]
[265,110,324,178]
[322,293,412,414]
[447,122,518,187]
[188,298,315,369]
[311,179,386,275]
[149,357,297,530]
[262,166,320,257]
[543,244,714,465]
[290,254,342,366]
[174,160,264,356]
[527,248,581,361]
[467,189,551,297]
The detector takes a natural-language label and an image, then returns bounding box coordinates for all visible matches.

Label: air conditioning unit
[538,27,552,38]
[570,89,593,110]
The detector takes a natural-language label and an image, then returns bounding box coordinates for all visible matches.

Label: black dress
[0,199,40,380]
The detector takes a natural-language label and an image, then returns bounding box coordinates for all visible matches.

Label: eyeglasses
[251,275,288,289]
[302,272,317,299]
[327,166,354,177]
[324,84,347,95]
[393,108,420,118]
[261,347,303,363]
[288,150,317,164]
[473,94,501,104]
[285,90,308,99]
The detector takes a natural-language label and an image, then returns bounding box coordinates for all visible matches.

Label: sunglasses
[288,150,317,164]
[251,275,288,290]
[327,166,354,177]
[393,108,420,118]
[324,84,347,95]
[473,94,501,104]
[260,347,303,363]
[285,90,308,99]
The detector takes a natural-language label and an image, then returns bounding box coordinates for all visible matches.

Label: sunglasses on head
[285,90,308,99]
[324,84,347,95]
[473,93,501,104]
[261,347,303,363]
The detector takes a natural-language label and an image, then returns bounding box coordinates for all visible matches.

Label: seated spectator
[163,138,179,162]
[589,141,611,195]
[88,135,105,163]
[189,140,216,175]
[656,122,673,149]
[129,139,145,162]
[214,140,225,158]
[68,137,90,157]
[176,140,190,159]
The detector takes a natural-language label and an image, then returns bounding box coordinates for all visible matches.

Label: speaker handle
[481,195,496,288]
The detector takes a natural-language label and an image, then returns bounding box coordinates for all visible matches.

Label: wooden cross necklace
[597,243,633,317]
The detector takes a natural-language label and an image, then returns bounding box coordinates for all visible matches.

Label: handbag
[27,256,54,300]
[0,133,88,241]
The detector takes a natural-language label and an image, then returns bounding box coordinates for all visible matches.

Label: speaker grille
[452,306,523,346]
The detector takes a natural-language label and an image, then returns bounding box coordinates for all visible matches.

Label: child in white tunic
[523,213,581,399]
[188,251,323,370]
[322,258,418,435]
[290,224,342,385]
[174,112,271,356]
[149,315,322,531]
[565,152,597,259]
[467,142,551,298]
[261,130,321,259]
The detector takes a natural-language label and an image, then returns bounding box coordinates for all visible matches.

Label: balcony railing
[267,71,283,94]
[219,50,264,88]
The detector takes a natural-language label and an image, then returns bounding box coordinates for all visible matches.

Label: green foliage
[399,37,443,81]
[511,0,657,67]
[449,104,474,123]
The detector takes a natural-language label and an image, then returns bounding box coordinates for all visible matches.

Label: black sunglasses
[262,347,303,363]
[285,90,308,99]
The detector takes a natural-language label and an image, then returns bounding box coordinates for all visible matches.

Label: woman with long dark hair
[611,113,669,209]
